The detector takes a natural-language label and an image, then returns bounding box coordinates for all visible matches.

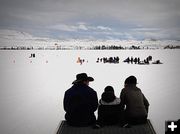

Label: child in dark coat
[95,86,123,128]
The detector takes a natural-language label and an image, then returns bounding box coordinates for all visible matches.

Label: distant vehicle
[152,60,163,64]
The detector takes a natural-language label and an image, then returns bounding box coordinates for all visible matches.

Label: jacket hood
[100,98,120,105]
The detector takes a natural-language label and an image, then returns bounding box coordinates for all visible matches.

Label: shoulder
[120,88,126,92]
[87,86,97,93]
[120,88,127,94]
[66,84,76,91]
[65,85,79,94]
[135,87,142,92]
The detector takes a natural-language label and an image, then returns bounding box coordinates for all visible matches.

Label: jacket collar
[100,98,120,105]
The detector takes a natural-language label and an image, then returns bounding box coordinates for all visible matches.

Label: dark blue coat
[63,83,98,126]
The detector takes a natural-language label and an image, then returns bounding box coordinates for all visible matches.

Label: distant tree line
[93,45,125,50]
[164,45,180,49]
[0,44,180,50]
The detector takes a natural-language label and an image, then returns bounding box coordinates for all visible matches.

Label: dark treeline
[93,45,140,50]
[0,44,180,50]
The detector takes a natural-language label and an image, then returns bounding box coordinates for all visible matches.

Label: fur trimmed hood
[99,98,121,105]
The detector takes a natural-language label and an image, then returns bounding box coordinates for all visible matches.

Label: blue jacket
[63,83,98,126]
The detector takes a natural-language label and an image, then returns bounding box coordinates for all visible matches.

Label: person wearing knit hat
[95,86,123,128]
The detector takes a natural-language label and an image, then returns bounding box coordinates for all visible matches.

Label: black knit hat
[125,76,137,85]
[102,86,115,102]
[104,86,114,93]
[101,92,116,103]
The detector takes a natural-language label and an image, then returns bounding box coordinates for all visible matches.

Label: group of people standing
[123,56,152,64]
[63,73,149,128]
[96,56,120,64]
[76,57,87,65]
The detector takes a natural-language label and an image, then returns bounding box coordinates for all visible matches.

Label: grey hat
[72,73,94,84]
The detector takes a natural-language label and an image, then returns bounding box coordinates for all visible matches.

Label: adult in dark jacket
[63,73,98,126]
[120,76,149,125]
[96,86,123,127]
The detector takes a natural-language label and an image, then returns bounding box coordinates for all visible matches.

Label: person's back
[97,86,122,127]
[121,86,148,118]
[120,76,149,124]
[63,73,98,126]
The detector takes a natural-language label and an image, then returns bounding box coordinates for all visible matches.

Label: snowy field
[0,49,180,134]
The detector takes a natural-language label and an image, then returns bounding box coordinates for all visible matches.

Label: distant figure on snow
[76,57,86,65]
[63,73,98,126]
[120,76,149,125]
[123,57,130,64]
[130,57,133,64]
[137,57,140,64]
[29,53,35,58]
[134,57,138,64]
[152,60,163,64]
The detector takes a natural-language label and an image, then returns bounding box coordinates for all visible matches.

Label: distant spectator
[130,57,133,64]
[137,57,140,64]
[124,57,130,64]
[134,57,138,64]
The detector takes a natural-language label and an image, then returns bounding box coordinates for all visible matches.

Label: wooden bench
[56,119,156,134]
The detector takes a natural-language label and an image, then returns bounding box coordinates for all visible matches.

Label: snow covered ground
[0,49,180,134]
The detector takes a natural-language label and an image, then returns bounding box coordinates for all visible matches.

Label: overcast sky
[0,0,180,40]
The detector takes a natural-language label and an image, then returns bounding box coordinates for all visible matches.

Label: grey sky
[0,0,180,40]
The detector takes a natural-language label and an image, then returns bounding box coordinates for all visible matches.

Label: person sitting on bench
[96,86,123,128]
[63,73,98,126]
[120,76,149,125]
